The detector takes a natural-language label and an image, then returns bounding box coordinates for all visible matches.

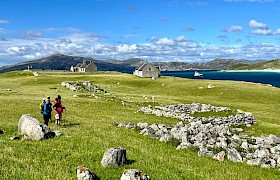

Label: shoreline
[222,69,280,73]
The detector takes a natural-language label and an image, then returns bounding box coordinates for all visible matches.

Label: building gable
[71,60,97,73]
[133,62,160,78]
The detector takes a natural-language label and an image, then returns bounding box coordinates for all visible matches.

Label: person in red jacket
[53,95,65,125]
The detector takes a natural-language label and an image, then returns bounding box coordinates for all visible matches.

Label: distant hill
[226,59,280,70]
[0,54,270,74]
[0,54,142,74]
[153,58,246,71]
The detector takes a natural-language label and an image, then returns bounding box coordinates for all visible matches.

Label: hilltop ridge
[0,54,270,73]
[226,59,280,70]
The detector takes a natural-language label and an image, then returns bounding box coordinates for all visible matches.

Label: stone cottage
[133,62,160,78]
[70,60,97,73]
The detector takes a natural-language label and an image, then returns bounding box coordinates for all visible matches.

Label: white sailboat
[194,70,203,77]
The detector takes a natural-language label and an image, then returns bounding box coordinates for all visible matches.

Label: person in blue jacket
[41,98,52,126]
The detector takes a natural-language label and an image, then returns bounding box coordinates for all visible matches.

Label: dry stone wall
[61,81,107,93]
[113,103,280,169]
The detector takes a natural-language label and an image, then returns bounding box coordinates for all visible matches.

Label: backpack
[43,103,52,115]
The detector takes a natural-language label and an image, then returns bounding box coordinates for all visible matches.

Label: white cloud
[249,20,280,35]
[274,29,280,35]
[60,38,72,44]
[182,26,195,32]
[225,25,244,32]
[186,1,208,6]
[251,29,274,35]
[0,20,9,24]
[249,20,268,29]
[154,37,175,45]
[1,31,280,66]
[120,34,137,39]
[251,29,280,35]
[116,44,137,53]
[175,36,188,42]
[26,31,42,38]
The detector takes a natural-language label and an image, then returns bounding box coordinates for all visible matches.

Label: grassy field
[0,70,280,179]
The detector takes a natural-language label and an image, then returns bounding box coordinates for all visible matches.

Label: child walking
[53,95,64,125]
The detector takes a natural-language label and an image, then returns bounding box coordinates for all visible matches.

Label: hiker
[41,98,52,126]
[40,98,46,110]
[40,98,46,120]
[46,96,52,122]
[53,95,65,125]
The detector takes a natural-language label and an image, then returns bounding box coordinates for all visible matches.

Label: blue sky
[1,0,280,66]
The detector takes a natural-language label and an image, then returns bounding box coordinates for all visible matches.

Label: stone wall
[61,81,107,93]
[113,103,280,169]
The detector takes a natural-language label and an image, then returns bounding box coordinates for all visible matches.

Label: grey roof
[136,62,149,71]
[80,62,87,68]
[75,63,81,67]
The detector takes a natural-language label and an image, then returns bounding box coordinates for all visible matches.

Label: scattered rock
[267,134,280,144]
[198,147,214,157]
[101,147,127,167]
[9,136,20,140]
[33,71,39,76]
[137,122,148,130]
[247,158,265,166]
[227,148,243,163]
[53,130,63,137]
[0,129,4,134]
[18,114,59,140]
[213,151,226,161]
[120,169,150,180]
[18,114,51,140]
[76,166,99,180]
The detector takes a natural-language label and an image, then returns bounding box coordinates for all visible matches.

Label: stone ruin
[61,80,107,93]
[139,103,255,126]
[113,103,280,169]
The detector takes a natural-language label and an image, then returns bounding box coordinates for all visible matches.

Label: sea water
[161,70,280,88]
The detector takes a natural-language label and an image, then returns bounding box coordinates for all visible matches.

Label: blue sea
[161,70,280,88]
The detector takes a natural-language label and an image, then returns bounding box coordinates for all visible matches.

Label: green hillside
[227,59,280,70]
[0,71,280,179]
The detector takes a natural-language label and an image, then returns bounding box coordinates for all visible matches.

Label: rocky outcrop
[76,166,99,180]
[18,114,51,140]
[18,114,61,140]
[120,169,150,180]
[101,147,127,167]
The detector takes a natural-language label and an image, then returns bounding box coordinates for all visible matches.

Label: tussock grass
[0,71,280,179]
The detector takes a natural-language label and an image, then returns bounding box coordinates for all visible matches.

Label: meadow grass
[0,71,280,179]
